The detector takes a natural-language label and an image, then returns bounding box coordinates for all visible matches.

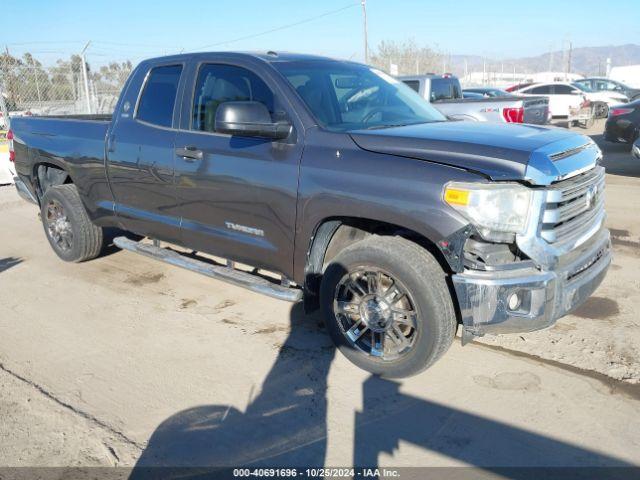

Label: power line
[193,2,359,51]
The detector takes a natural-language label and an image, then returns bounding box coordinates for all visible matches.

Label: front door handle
[175,146,203,161]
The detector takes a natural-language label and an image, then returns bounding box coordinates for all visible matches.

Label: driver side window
[192,64,275,132]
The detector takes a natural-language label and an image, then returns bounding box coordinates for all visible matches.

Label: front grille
[541,166,606,245]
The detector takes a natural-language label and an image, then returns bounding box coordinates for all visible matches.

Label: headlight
[443,182,533,242]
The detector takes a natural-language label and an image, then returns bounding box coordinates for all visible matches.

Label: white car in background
[515,83,587,118]
[516,82,627,118]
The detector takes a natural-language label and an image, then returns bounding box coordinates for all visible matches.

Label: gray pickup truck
[400,74,550,124]
[9,52,610,377]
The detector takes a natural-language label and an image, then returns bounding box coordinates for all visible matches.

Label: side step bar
[113,236,303,303]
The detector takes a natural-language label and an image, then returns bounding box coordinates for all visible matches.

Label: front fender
[292,130,482,283]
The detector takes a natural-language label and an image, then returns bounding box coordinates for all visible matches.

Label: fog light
[507,291,522,311]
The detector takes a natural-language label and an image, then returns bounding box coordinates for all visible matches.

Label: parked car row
[400,74,549,124]
[512,82,626,119]
[463,77,638,128]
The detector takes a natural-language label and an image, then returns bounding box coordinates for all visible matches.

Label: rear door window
[136,65,183,128]
[403,80,420,93]
[430,78,461,102]
[553,85,574,95]
[529,85,551,94]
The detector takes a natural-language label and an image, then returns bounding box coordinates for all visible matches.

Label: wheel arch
[33,161,74,200]
[302,216,454,313]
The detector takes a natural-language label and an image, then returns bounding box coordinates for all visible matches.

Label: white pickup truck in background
[400,74,550,124]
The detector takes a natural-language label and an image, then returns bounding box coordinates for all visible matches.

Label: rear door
[526,85,560,115]
[107,63,185,243]
[173,60,303,277]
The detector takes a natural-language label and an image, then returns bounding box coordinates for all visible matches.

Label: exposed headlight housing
[443,182,533,242]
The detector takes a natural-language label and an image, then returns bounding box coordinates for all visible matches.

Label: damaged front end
[440,139,612,343]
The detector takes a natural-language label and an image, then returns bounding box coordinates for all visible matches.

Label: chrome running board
[113,236,302,303]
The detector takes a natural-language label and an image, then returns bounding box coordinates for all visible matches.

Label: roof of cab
[141,51,351,65]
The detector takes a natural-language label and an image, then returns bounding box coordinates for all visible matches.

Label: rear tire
[320,236,456,378]
[40,184,104,262]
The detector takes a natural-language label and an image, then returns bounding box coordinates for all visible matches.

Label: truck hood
[349,121,600,185]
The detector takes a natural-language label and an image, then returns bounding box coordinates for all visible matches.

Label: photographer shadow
[131,302,335,476]
[130,301,633,479]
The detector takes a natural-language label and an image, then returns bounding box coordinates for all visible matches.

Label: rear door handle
[175,146,203,161]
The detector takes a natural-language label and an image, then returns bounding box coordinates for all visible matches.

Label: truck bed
[10,115,112,215]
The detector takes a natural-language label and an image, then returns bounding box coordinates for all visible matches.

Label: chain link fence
[0,55,131,127]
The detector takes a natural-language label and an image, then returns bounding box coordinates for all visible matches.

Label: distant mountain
[447,44,640,77]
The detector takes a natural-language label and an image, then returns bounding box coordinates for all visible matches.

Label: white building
[609,65,640,88]
[462,70,583,88]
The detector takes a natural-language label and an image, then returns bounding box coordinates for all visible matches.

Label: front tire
[40,184,104,262]
[320,236,456,378]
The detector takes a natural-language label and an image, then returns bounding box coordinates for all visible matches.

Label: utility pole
[566,41,572,79]
[361,0,368,64]
[80,41,92,114]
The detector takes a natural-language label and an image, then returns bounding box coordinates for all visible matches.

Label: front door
[174,62,302,277]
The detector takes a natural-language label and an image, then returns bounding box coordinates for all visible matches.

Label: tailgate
[522,97,549,124]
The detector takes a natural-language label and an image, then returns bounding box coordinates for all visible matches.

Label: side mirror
[215,101,292,140]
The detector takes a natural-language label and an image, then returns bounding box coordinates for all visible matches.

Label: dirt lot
[0,119,639,469]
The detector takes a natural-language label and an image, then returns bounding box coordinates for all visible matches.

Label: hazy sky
[4,0,640,66]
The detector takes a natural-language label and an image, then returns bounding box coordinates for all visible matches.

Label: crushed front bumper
[452,227,611,337]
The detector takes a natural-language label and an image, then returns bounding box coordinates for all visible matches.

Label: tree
[369,39,443,76]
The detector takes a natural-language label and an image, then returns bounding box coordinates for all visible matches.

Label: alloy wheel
[45,199,73,252]
[333,268,418,361]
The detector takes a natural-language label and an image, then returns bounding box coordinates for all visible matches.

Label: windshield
[274,61,446,132]
[572,82,594,93]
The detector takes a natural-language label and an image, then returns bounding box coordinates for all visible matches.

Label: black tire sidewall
[41,186,85,262]
[320,238,454,378]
